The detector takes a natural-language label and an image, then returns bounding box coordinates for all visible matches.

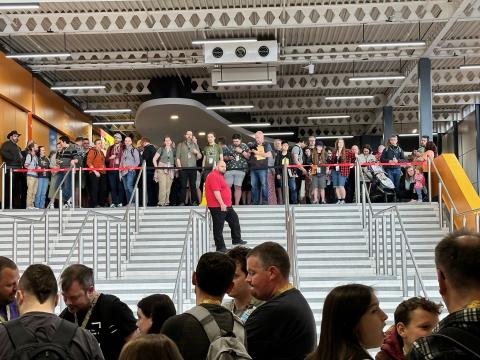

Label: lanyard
[201,298,221,305]
[75,292,101,329]
[274,283,294,297]
[0,305,11,323]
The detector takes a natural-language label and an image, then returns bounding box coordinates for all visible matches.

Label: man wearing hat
[1,130,24,209]
[105,133,125,207]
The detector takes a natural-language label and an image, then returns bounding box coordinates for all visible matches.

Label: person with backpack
[0,263,104,360]
[120,136,141,204]
[86,139,107,208]
[408,230,480,360]
[161,252,251,360]
[24,142,39,209]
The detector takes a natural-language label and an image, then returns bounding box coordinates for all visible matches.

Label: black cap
[7,130,21,139]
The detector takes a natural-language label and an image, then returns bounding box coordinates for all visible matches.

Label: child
[414,167,426,202]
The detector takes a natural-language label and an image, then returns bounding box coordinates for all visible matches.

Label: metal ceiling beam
[384,0,479,108]
[0,2,468,35]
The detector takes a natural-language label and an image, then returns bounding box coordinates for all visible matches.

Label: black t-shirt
[160,304,236,360]
[245,288,317,360]
[249,143,272,169]
[142,143,157,169]
[60,294,136,360]
[0,312,104,360]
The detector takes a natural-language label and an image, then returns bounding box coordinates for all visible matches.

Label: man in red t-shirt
[205,161,247,252]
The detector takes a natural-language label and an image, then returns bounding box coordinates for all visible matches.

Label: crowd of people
[1,230,479,359]
[1,129,438,210]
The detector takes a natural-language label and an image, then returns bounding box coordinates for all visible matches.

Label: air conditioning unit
[204,41,278,64]
[211,66,277,86]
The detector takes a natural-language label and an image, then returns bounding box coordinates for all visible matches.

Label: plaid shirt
[328,149,354,176]
[408,305,480,360]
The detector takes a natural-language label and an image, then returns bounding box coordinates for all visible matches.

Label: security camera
[304,63,315,74]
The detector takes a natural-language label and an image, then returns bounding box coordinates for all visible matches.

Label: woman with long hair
[153,136,176,206]
[24,142,39,209]
[311,141,327,204]
[34,145,51,208]
[307,284,387,360]
[136,294,176,335]
[328,138,354,204]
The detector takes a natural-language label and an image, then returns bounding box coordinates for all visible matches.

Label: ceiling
[1,0,480,139]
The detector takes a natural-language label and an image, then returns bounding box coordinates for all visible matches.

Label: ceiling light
[412,128,418,134]
[316,135,354,139]
[170,115,179,120]
[192,38,257,45]
[459,64,480,70]
[262,132,294,136]
[358,41,426,48]
[206,105,254,110]
[92,121,135,126]
[84,109,131,114]
[216,80,273,86]
[0,3,40,10]
[325,95,375,100]
[433,90,480,96]
[228,123,271,128]
[307,115,351,120]
[349,75,406,81]
[198,131,206,136]
[51,85,106,91]
[6,52,71,59]
[398,133,438,137]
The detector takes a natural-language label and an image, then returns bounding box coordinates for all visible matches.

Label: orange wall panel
[32,118,50,150]
[0,53,32,111]
[33,79,91,139]
[0,98,28,149]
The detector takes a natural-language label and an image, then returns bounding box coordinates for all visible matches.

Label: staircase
[0,203,447,331]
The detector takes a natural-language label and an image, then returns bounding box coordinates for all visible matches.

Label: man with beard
[59,264,137,360]
[0,257,19,324]
[1,130,24,208]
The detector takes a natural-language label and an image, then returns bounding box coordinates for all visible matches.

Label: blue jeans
[250,169,268,205]
[385,167,401,191]
[34,177,49,208]
[56,171,73,202]
[122,171,136,204]
[108,171,124,206]
[287,176,297,204]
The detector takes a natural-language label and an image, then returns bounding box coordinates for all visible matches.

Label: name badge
[208,157,213,164]
[188,153,192,159]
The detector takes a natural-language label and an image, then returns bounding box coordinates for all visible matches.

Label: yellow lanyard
[0,305,11,323]
[466,300,480,309]
[201,298,222,305]
[74,292,100,329]
[274,283,294,297]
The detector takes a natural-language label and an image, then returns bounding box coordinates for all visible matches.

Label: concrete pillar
[418,58,433,141]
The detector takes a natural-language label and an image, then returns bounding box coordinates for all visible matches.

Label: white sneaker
[27,206,36,210]
[48,203,55,209]
[117,204,123,208]
[110,204,116,208]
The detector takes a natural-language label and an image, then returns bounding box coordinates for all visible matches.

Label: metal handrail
[0,167,73,222]
[360,166,428,297]
[57,161,146,280]
[172,208,209,313]
[428,158,458,213]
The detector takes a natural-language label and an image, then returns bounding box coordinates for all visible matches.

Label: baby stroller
[363,165,396,202]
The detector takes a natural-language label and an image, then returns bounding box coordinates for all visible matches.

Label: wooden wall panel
[32,118,50,150]
[0,53,32,111]
[33,79,90,139]
[0,98,28,149]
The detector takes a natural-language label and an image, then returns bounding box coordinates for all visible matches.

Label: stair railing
[0,167,74,264]
[172,208,210,313]
[427,157,480,231]
[282,163,300,288]
[359,164,428,298]
[57,161,146,281]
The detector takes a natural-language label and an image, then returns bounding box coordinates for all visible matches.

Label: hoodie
[375,326,405,360]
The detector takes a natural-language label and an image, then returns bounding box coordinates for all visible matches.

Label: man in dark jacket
[408,230,480,359]
[0,130,24,209]
[380,134,405,194]
[140,137,157,206]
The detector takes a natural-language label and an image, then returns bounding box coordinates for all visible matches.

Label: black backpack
[3,318,78,360]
